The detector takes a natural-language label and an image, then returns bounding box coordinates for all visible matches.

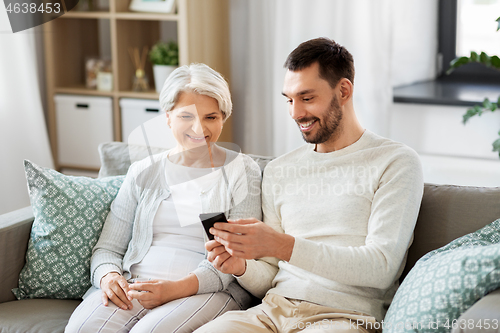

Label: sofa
[1,142,500,333]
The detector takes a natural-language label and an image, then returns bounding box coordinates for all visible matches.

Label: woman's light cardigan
[89,148,262,308]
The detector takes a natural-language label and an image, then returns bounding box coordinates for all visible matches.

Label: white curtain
[0,6,53,214]
[230,0,438,156]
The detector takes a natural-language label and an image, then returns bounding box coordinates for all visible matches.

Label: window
[456,0,500,56]
[439,0,500,82]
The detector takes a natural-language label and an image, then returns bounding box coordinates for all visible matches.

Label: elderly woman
[65,63,262,333]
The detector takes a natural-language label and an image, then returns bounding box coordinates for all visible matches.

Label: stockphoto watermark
[2,0,80,33]
[267,178,378,199]
[263,162,380,198]
[290,318,500,331]
[268,161,380,180]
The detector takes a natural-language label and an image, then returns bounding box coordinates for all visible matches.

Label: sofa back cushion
[403,184,500,279]
[98,142,168,178]
[98,142,275,177]
[0,207,34,303]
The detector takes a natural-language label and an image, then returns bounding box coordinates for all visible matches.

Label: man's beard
[297,95,343,144]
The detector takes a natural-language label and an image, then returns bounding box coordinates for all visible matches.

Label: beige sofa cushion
[97,142,275,177]
[98,142,168,178]
[0,207,34,304]
[403,184,500,279]
[0,299,80,333]
[452,288,500,333]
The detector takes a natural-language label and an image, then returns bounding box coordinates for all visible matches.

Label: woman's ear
[165,112,171,128]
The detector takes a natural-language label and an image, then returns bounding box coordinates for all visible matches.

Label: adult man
[196,37,423,333]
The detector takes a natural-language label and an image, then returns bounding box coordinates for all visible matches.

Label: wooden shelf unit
[44,0,231,170]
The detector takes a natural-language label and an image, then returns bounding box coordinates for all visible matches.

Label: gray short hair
[159,63,232,120]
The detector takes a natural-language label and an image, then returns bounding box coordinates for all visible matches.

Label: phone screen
[199,212,228,240]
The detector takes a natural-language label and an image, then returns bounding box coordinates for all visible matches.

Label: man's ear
[337,78,353,105]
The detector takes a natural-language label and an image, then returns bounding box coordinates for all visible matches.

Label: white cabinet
[120,99,162,142]
[55,95,113,169]
[120,98,176,149]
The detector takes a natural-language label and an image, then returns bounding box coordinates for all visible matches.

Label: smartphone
[199,212,228,240]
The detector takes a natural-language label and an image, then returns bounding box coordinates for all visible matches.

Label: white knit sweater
[236,130,424,321]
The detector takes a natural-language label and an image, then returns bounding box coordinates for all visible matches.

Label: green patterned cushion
[12,160,124,300]
[384,219,500,332]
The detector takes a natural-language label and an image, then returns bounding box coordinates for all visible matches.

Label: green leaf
[493,130,500,158]
[492,137,500,153]
[463,106,482,124]
[497,16,500,31]
[491,56,500,69]
[149,40,179,66]
[491,103,497,112]
[480,52,491,67]
[470,51,479,62]
[447,56,471,74]
[483,98,492,109]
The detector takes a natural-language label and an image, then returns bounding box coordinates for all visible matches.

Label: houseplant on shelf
[447,16,500,158]
[149,40,179,93]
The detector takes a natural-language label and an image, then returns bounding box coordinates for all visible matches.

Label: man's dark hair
[284,37,355,88]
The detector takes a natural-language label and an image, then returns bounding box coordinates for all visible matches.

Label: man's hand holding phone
[208,217,295,263]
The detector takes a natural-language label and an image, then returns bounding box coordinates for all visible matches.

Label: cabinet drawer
[55,94,113,169]
[120,98,175,149]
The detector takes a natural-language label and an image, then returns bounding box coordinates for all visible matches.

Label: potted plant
[149,40,179,93]
[447,16,500,158]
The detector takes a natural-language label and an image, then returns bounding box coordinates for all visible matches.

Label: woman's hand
[128,274,199,309]
[100,272,133,310]
[206,240,246,276]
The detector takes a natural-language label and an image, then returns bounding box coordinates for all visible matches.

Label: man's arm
[210,164,284,298]
[236,162,291,298]
[235,257,280,298]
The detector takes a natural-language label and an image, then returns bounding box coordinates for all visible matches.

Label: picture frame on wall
[129,0,176,14]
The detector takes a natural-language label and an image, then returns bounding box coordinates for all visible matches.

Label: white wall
[0,7,54,215]
[389,102,500,187]
[228,0,439,156]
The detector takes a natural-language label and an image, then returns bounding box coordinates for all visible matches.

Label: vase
[153,65,177,93]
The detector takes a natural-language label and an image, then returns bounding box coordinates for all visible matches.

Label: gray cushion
[246,154,275,173]
[98,142,168,178]
[385,219,500,332]
[452,288,500,333]
[14,161,124,300]
[403,184,500,279]
[98,142,276,177]
[0,299,80,333]
[0,207,34,303]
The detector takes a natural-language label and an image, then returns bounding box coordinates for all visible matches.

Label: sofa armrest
[0,206,34,304]
[451,288,500,333]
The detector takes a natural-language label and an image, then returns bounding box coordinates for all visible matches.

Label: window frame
[438,0,500,83]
